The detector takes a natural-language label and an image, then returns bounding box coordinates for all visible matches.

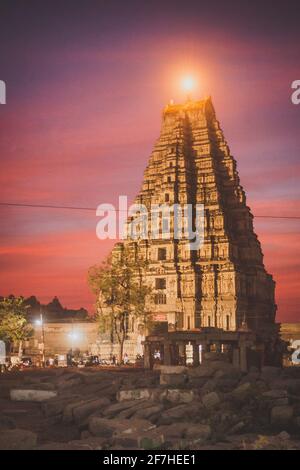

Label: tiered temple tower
[121,97,276,335]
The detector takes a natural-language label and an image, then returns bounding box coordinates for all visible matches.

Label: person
[154,349,161,360]
[66,351,73,366]
[123,353,129,365]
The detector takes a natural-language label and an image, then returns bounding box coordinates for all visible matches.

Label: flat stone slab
[164,389,195,404]
[10,389,57,402]
[117,388,153,402]
[271,405,294,426]
[89,416,155,438]
[262,390,288,399]
[73,397,111,423]
[160,374,187,386]
[113,429,164,449]
[159,366,187,375]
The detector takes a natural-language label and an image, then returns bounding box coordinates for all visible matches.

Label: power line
[0,201,300,220]
[0,202,95,212]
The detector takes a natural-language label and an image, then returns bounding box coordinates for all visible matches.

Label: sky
[0,0,299,322]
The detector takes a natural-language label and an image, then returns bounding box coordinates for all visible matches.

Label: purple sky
[0,0,299,321]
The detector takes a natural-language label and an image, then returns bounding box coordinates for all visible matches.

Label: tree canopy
[0,296,33,349]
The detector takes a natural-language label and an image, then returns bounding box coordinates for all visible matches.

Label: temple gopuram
[101,98,282,369]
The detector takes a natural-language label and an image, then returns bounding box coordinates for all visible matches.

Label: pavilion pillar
[193,343,200,366]
[178,343,186,365]
[163,341,172,365]
[143,343,151,369]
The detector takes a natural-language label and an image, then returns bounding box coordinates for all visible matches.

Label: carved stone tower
[123,97,277,334]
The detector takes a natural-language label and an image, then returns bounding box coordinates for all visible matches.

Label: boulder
[55,377,82,390]
[187,377,208,388]
[34,382,57,391]
[63,399,89,423]
[228,421,247,435]
[262,389,288,399]
[0,429,37,450]
[187,364,215,378]
[102,400,146,418]
[42,395,80,417]
[165,389,195,404]
[10,389,57,402]
[135,377,159,388]
[215,378,240,393]
[113,430,164,449]
[230,382,255,403]
[132,404,164,420]
[158,403,198,424]
[260,389,289,407]
[270,405,294,427]
[156,423,188,439]
[160,366,187,375]
[202,391,221,410]
[184,424,211,442]
[211,361,238,373]
[73,397,111,424]
[24,375,52,384]
[188,362,241,385]
[82,374,113,385]
[64,437,110,450]
[117,400,154,419]
[277,431,290,440]
[160,374,187,387]
[117,388,152,402]
[239,372,260,384]
[201,378,219,394]
[88,417,155,438]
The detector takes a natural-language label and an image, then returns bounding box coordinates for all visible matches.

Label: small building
[23,320,99,359]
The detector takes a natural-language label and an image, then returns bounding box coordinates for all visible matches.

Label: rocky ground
[1,357,300,450]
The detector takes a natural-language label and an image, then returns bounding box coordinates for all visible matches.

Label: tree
[88,243,152,363]
[0,296,33,357]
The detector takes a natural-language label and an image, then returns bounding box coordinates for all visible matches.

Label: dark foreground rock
[0,429,37,450]
[1,365,300,449]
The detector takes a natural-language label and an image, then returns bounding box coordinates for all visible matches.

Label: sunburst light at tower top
[181,75,196,93]
[180,75,199,101]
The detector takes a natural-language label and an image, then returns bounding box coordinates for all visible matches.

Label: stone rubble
[1,363,300,450]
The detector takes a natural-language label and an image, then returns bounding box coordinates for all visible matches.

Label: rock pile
[1,363,300,450]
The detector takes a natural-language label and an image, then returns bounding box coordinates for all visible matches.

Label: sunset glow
[0,2,299,322]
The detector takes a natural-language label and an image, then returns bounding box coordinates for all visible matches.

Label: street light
[68,330,81,355]
[35,312,45,366]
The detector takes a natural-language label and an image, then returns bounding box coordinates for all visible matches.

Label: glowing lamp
[68,331,80,341]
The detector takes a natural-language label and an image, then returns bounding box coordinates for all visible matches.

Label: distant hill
[1,295,90,322]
